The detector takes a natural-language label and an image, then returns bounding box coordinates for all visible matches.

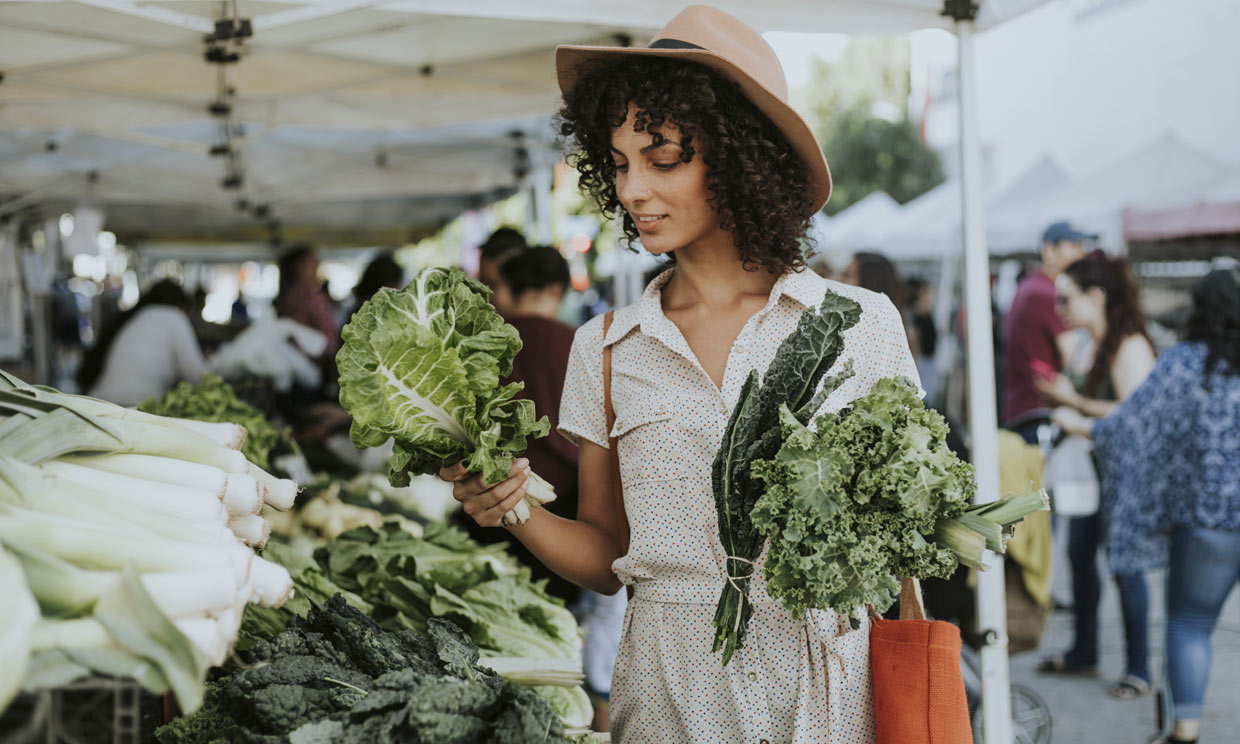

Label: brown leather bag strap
[601,311,630,557]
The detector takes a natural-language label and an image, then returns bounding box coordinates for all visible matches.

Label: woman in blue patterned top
[1054,267,1240,744]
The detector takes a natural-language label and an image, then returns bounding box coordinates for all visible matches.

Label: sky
[763,31,852,89]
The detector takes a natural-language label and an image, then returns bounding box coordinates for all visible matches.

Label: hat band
[648,38,705,51]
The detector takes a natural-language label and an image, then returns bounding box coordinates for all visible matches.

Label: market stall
[1,2,1061,742]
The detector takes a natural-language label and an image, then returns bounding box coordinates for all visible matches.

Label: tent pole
[955,17,1014,744]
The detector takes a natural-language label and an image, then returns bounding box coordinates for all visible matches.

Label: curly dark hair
[555,56,816,274]
[1063,251,1152,397]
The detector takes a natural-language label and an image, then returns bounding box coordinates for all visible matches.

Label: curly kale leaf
[754,378,976,618]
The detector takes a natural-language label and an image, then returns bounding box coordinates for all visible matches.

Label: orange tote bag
[869,577,972,744]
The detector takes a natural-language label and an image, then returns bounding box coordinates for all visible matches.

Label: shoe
[1110,674,1152,700]
[1034,653,1100,677]
[1146,736,1197,744]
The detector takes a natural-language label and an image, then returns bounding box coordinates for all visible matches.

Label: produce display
[235,538,373,648]
[155,595,575,744]
[263,475,424,552]
[337,266,556,526]
[314,522,593,728]
[0,373,300,714]
[139,373,299,471]
[710,292,1047,664]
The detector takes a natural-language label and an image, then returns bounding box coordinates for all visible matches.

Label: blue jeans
[1063,513,1150,680]
[1166,526,1240,720]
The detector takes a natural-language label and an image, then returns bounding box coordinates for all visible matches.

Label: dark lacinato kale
[711,289,862,664]
[153,680,241,744]
[157,593,571,744]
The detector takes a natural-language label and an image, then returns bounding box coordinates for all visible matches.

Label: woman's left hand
[1035,373,1079,407]
[1052,406,1093,438]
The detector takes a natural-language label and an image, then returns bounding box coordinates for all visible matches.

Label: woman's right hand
[438,459,531,528]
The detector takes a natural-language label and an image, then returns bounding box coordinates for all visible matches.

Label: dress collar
[602,266,823,347]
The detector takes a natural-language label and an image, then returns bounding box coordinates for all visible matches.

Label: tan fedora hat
[556,4,831,214]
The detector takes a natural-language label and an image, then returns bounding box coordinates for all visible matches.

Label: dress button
[760,739,770,744]
[747,671,758,682]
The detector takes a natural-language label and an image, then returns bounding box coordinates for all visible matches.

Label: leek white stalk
[10,542,239,619]
[0,381,247,450]
[0,547,37,711]
[247,556,293,609]
[0,457,235,545]
[0,508,254,586]
[223,472,263,516]
[173,617,229,666]
[61,453,229,500]
[39,460,227,525]
[248,463,297,510]
[228,514,270,548]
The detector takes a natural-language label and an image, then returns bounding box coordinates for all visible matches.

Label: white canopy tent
[0,2,1051,739]
[868,155,1069,260]
[1005,132,1226,250]
[818,189,901,253]
[1125,166,1240,243]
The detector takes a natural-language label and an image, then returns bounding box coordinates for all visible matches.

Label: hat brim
[556,45,832,215]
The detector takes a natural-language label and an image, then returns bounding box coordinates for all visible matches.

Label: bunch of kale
[710,290,862,665]
[155,595,569,744]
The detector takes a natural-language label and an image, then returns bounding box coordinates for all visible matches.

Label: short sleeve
[878,295,925,399]
[557,315,609,449]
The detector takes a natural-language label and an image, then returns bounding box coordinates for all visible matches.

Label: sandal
[1034,653,1100,677]
[1110,674,1151,700]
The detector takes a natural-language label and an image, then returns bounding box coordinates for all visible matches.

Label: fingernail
[517,458,529,468]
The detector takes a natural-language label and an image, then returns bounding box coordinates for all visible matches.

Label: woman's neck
[662,240,779,310]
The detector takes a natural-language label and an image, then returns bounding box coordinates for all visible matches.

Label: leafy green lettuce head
[337,267,549,487]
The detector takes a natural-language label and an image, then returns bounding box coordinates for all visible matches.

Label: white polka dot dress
[559,268,922,744]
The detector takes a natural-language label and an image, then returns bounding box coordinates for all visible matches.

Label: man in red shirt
[1002,221,1094,442]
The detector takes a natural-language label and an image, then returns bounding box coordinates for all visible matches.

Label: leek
[62,453,229,500]
[39,460,229,523]
[229,514,271,548]
[0,546,37,711]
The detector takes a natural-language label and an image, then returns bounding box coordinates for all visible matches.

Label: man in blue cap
[1002,220,1097,442]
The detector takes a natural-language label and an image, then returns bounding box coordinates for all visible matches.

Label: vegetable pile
[0,373,300,714]
[752,378,1047,621]
[710,292,1047,664]
[139,373,299,471]
[314,522,592,727]
[337,266,555,525]
[155,595,574,744]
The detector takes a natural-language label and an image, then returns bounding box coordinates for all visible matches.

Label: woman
[275,244,340,356]
[440,7,919,742]
[80,279,205,406]
[1055,268,1240,744]
[1034,252,1157,699]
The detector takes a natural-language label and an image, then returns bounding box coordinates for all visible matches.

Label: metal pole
[955,18,1013,744]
